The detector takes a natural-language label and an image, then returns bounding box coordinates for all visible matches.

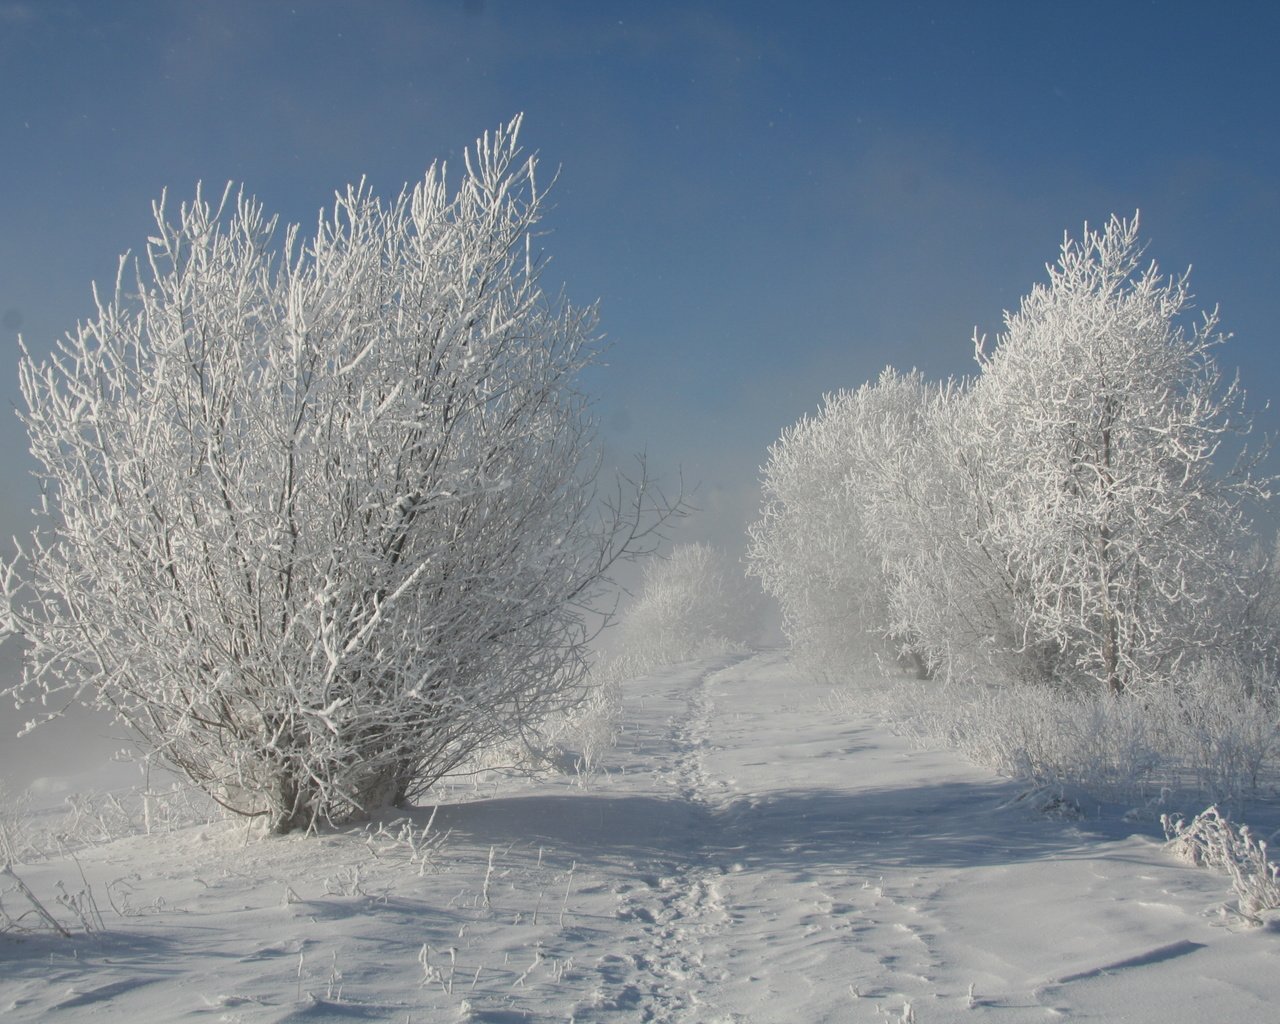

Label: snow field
[3,650,1279,1022]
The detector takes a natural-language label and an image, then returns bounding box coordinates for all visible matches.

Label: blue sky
[2,0,1278,555]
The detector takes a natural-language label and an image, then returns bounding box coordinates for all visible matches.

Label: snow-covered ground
[2,651,1277,1022]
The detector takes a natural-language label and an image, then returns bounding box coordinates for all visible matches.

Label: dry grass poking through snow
[825,662,1280,927]
[831,666,1280,814]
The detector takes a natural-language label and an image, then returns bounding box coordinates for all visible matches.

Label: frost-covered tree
[748,381,886,675]
[868,378,1040,684]
[750,215,1268,694]
[1,117,677,832]
[971,214,1267,693]
[748,368,1026,682]
[749,369,934,675]
[617,542,763,669]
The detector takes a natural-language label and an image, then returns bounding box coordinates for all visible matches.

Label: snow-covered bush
[869,380,1041,684]
[748,369,937,677]
[448,655,627,784]
[544,667,624,775]
[529,656,629,780]
[617,543,762,670]
[748,369,1027,683]
[1157,658,1280,801]
[1,117,677,833]
[754,215,1271,695]
[857,680,1161,799]
[856,663,1279,809]
[0,784,36,867]
[970,214,1267,694]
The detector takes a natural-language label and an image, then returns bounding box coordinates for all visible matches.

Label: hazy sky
[3,0,1279,547]
[1,2,1279,780]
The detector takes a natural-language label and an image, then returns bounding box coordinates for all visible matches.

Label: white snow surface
[3,651,1277,1022]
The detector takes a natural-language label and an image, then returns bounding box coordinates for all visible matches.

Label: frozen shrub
[535,657,626,778]
[859,664,1278,811]
[864,680,1158,798]
[747,370,996,679]
[1153,659,1280,802]
[0,784,37,866]
[1,117,679,832]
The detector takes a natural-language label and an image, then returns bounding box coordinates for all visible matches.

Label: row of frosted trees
[2,110,1270,835]
[748,216,1273,696]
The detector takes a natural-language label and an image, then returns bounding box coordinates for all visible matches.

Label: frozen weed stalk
[323,864,364,897]
[513,943,544,988]
[0,864,72,937]
[326,951,344,1001]
[560,860,576,927]
[54,856,105,934]
[1164,806,1280,923]
[418,943,455,994]
[482,846,496,909]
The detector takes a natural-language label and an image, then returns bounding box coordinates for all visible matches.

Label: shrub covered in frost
[1164,806,1280,924]
[1,118,678,832]
[851,661,1279,811]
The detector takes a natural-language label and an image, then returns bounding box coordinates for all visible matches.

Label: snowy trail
[431,650,1278,1022]
[569,650,1277,1023]
[2,651,1279,1022]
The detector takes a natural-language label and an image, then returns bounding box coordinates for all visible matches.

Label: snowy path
[555,651,1280,1023]
[2,651,1278,1022]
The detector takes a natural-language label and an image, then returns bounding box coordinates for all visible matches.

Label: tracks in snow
[589,655,744,1022]
[588,651,1010,1022]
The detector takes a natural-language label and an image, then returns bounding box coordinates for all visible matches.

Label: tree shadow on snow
[420,778,1146,876]
[428,793,716,868]
[710,781,1144,874]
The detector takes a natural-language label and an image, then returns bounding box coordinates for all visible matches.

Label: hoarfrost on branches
[750,214,1271,695]
[1,117,679,833]
[971,214,1268,692]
